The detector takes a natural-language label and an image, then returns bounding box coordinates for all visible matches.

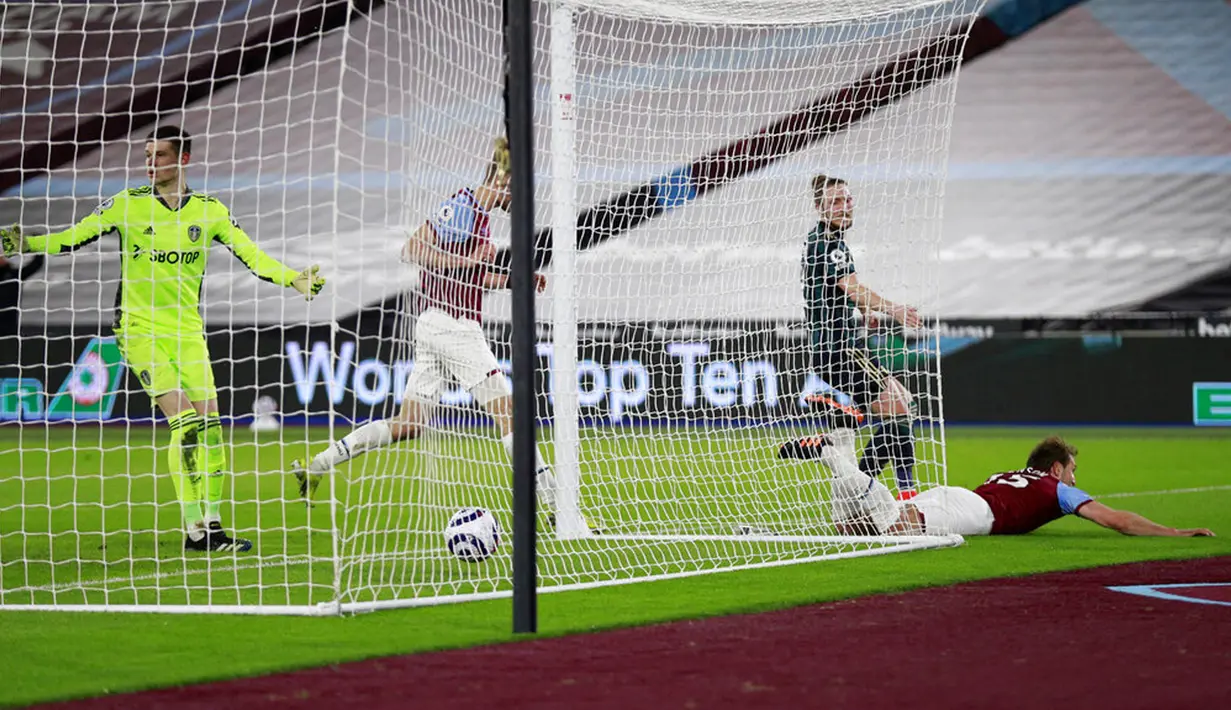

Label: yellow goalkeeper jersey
[27,186,297,335]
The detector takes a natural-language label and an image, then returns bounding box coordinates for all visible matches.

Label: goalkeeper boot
[290,459,325,507]
[184,522,252,553]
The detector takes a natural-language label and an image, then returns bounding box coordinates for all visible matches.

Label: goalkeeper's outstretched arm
[2,202,120,257]
[212,211,324,300]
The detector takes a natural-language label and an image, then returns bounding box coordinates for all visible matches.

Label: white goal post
[0,0,985,615]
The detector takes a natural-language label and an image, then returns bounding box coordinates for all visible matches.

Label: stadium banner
[2,317,1228,426]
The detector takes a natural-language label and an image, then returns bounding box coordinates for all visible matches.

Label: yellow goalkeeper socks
[167,410,205,533]
[200,412,228,523]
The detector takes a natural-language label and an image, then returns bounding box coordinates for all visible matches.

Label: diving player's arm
[837,273,921,329]
[1076,501,1214,537]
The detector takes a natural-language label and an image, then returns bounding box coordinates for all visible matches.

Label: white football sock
[311,420,393,473]
[825,427,859,462]
[822,431,900,533]
[535,468,558,511]
[501,432,557,511]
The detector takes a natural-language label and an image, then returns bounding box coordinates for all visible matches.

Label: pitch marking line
[1096,484,1231,500]
[12,555,314,595]
[1108,583,1231,608]
[12,485,1227,600]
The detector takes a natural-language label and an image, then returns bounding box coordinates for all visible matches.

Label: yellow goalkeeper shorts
[115,329,218,403]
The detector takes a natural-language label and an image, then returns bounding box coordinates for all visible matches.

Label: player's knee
[392,400,429,440]
[156,391,193,418]
[885,504,923,535]
[487,401,515,436]
[472,372,512,409]
[389,418,423,441]
[874,378,912,416]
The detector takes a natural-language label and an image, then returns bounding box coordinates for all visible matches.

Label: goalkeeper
[0,126,325,553]
[779,174,922,497]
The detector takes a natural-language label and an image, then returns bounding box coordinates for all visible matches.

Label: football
[444,507,502,563]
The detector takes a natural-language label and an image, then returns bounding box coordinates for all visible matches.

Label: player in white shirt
[292,138,563,522]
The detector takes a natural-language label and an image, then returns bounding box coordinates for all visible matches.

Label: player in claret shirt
[817,433,1214,538]
[292,137,571,528]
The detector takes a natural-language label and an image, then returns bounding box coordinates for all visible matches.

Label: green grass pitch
[0,425,1227,707]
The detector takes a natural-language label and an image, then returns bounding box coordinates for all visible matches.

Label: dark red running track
[39,556,1231,710]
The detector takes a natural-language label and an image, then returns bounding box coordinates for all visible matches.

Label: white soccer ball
[445,507,502,563]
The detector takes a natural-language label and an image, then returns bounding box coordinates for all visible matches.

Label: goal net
[0,0,984,615]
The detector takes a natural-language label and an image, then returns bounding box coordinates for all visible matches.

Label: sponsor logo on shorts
[188,225,202,242]
[139,370,151,386]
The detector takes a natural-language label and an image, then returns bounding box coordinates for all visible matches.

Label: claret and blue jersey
[419,187,492,322]
[974,468,1094,535]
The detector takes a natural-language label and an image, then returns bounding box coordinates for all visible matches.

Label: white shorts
[911,486,995,536]
[405,309,510,406]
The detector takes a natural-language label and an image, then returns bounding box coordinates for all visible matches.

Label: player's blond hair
[484,136,511,184]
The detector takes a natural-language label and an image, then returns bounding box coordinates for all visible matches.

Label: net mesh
[0,0,985,614]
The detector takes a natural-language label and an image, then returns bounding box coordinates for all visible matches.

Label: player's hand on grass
[1180,528,1215,537]
[290,264,325,301]
[0,224,27,257]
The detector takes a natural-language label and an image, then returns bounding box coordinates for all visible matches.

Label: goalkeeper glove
[0,225,27,257]
[290,265,325,301]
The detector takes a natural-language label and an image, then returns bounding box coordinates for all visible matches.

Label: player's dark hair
[812,174,846,206]
[147,126,192,158]
[1026,436,1077,472]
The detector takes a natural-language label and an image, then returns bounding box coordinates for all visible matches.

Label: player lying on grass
[0,126,325,553]
[815,431,1214,538]
[779,175,922,498]
[292,137,578,529]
